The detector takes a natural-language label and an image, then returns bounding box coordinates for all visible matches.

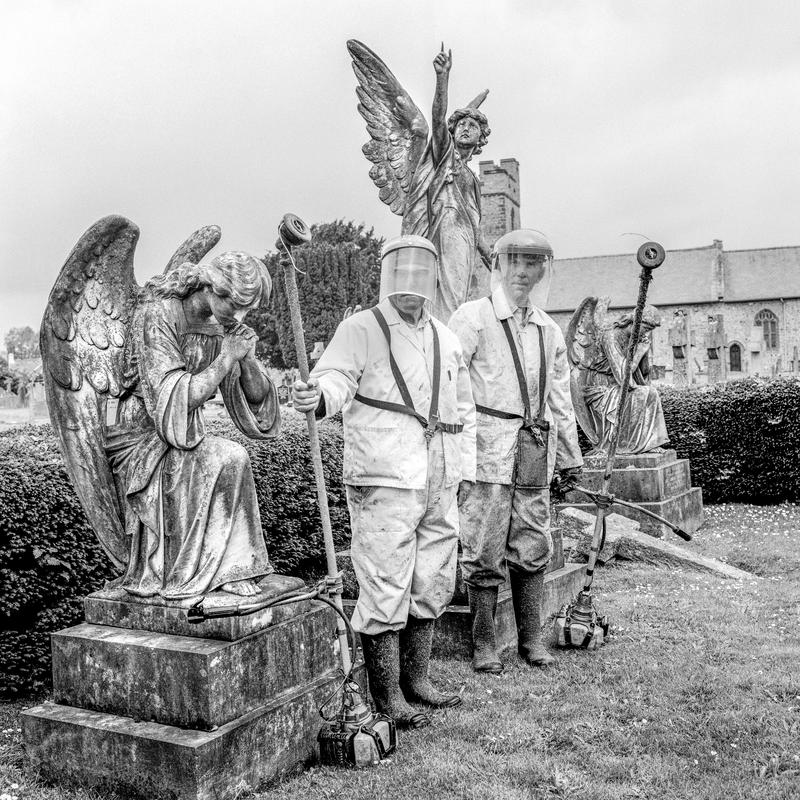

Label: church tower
[470,158,521,299]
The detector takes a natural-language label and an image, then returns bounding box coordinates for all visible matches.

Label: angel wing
[40,215,140,569]
[347,39,429,215]
[565,296,612,447]
[164,224,221,273]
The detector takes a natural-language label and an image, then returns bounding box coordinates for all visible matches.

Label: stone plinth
[562,449,704,537]
[432,563,586,659]
[23,579,364,800]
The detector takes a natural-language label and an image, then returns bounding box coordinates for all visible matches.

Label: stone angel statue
[566,297,669,455]
[347,39,492,321]
[41,215,301,601]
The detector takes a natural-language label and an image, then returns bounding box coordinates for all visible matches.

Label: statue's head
[447,108,490,155]
[146,251,271,325]
[616,305,662,333]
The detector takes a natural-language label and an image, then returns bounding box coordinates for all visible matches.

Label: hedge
[0,415,351,698]
[660,377,800,504]
[2,377,799,696]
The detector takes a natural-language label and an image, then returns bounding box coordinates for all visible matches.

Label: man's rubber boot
[467,586,504,674]
[361,631,430,729]
[510,568,556,667]
[399,616,462,708]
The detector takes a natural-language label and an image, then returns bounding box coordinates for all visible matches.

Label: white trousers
[346,436,459,635]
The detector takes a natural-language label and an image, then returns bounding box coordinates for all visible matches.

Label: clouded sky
[2,0,799,339]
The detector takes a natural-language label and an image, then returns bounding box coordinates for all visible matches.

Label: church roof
[546,243,800,313]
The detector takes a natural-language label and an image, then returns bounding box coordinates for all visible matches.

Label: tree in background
[250,220,383,368]
[4,326,40,359]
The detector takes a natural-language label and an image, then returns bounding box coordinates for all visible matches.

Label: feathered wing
[565,296,611,446]
[347,39,429,215]
[40,215,140,569]
[164,225,221,273]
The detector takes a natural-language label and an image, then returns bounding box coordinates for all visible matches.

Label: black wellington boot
[510,568,556,667]
[467,585,504,674]
[361,630,430,729]
[399,616,462,708]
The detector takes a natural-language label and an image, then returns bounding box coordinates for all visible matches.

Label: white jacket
[448,285,583,485]
[311,299,476,490]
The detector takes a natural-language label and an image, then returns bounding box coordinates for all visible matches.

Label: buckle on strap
[424,413,439,443]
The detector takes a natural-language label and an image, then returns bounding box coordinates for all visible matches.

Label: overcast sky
[2,0,799,340]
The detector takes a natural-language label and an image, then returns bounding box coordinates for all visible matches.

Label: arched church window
[754,309,779,350]
[729,343,742,372]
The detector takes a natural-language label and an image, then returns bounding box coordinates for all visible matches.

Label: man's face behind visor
[379,246,438,303]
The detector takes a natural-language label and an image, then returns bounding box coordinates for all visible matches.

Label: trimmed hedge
[661,378,800,504]
[2,378,798,696]
[0,415,351,698]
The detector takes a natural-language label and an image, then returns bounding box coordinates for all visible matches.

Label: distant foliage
[250,220,383,368]
[660,378,800,503]
[0,416,351,698]
[4,326,39,359]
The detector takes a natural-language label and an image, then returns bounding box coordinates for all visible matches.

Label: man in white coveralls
[293,235,476,728]
[448,229,583,674]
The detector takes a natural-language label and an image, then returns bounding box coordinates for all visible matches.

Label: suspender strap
[485,298,548,430]
[353,307,463,436]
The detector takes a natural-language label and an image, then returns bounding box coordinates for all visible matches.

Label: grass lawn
[2,504,799,800]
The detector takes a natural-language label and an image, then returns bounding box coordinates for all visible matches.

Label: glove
[550,467,582,502]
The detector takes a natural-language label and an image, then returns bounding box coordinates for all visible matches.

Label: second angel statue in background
[566,296,669,455]
[348,39,492,321]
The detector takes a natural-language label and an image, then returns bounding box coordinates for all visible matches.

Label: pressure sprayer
[553,242,693,650]
[186,214,396,768]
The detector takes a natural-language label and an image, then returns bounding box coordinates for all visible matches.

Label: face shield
[379,238,438,303]
[491,251,553,309]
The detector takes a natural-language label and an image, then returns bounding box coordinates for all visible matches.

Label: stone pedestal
[562,449,704,537]
[23,577,365,800]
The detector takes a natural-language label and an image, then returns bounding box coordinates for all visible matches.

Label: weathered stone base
[23,663,366,800]
[23,582,363,800]
[562,449,704,537]
[432,563,587,660]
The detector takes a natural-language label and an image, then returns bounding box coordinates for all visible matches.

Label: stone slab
[52,603,341,730]
[583,449,678,470]
[571,458,692,503]
[613,529,756,580]
[430,563,587,660]
[84,574,308,641]
[563,486,704,538]
[23,663,367,800]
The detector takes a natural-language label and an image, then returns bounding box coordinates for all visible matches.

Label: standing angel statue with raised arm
[41,215,302,601]
[348,40,492,321]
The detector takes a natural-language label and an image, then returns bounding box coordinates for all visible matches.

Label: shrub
[660,377,800,503]
[0,415,350,698]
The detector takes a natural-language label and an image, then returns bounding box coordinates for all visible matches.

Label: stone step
[83,574,308,642]
[23,662,367,800]
[52,602,341,731]
[570,457,692,502]
[563,486,704,538]
[432,562,587,660]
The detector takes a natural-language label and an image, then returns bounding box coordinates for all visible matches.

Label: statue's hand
[221,326,257,365]
[433,43,452,76]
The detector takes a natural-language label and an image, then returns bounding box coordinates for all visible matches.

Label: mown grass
[2,504,799,800]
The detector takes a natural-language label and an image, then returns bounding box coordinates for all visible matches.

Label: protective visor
[491,251,553,310]
[379,246,438,303]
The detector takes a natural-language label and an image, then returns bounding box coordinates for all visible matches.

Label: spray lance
[553,241,693,651]
[186,214,396,768]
